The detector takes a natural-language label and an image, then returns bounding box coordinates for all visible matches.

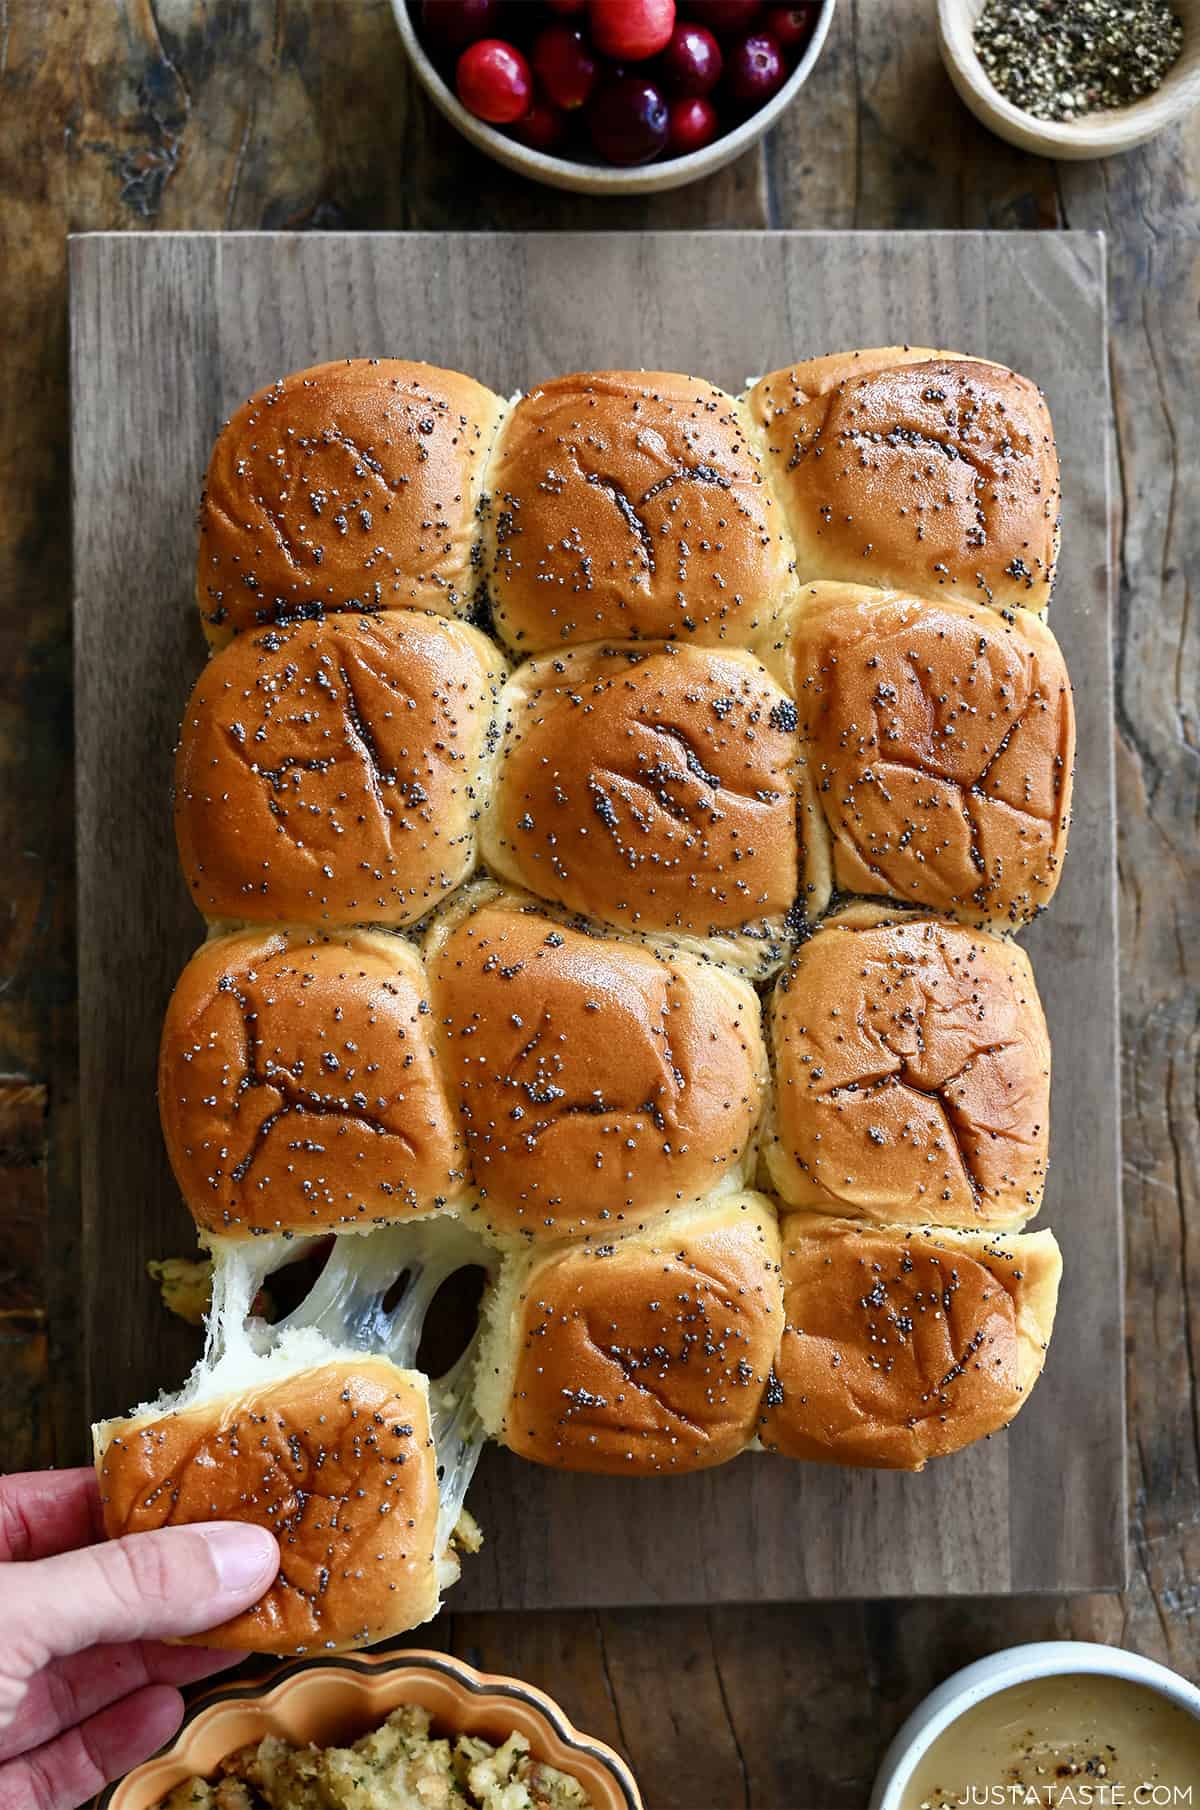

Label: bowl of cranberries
[394,0,834,193]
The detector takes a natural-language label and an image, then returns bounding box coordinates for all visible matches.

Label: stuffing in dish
[157,1702,594,1810]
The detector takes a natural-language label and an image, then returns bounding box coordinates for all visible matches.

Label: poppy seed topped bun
[197,359,505,646]
[755,584,1074,929]
[764,905,1051,1229]
[427,888,767,1242]
[747,349,1060,614]
[94,1353,446,1651]
[159,927,467,1239]
[480,641,799,977]
[475,1192,784,1474]
[174,610,506,929]
[484,370,796,654]
[759,1215,1062,1470]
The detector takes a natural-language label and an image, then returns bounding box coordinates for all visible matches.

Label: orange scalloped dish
[100,1649,642,1810]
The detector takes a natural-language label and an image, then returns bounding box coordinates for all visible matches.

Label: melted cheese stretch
[265,1220,496,1555]
[116,1219,497,1567]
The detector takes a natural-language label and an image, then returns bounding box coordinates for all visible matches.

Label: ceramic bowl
[937,0,1200,160]
[99,1648,643,1810]
[869,1639,1200,1810]
[392,0,836,195]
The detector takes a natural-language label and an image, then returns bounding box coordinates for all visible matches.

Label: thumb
[3,1523,279,1673]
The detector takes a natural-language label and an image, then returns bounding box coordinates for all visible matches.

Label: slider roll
[197,359,505,646]
[159,927,467,1240]
[759,1215,1062,1470]
[747,349,1060,614]
[95,1356,446,1652]
[764,905,1051,1229]
[174,610,506,930]
[476,1193,784,1474]
[484,370,796,653]
[482,641,799,976]
[755,584,1074,929]
[428,888,768,1242]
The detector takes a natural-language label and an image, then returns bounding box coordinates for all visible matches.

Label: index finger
[0,1471,103,1563]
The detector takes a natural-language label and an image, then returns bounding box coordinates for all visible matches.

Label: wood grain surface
[70,227,1123,1605]
[2,2,1197,1802]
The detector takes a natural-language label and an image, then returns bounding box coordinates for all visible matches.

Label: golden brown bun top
[760,1216,1062,1470]
[174,610,505,929]
[766,905,1050,1229]
[754,346,972,395]
[748,351,1060,614]
[486,370,795,653]
[159,927,466,1239]
[489,1193,784,1474]
[197,359,504,645]
[758,584,1074,928]
[483,641,798,948]
[429,893,766,1242]
[96,1357,441,1652]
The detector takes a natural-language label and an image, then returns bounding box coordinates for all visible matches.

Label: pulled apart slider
[94,1219,494,1654]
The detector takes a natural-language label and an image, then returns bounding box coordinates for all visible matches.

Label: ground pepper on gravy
[901,1673,1200,1808]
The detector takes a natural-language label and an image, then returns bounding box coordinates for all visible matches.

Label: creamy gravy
[901,1673,1200,1807]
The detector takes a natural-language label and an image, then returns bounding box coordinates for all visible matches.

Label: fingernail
[198,1523,277,1594]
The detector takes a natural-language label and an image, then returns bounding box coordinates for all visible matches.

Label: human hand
[0,1467,279,1810]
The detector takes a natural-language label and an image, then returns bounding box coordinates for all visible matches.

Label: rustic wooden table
[1,5,1197,1806]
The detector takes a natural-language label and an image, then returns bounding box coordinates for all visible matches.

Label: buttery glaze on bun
[159,927,466,1238]
[765,905,1051,1228]
[197,359,505,646]
[755,584,1074,929]
[759,1215,1062,1470]
[747,349,1060,614]
[481,641,798,975]
[427,889,767,1242]
[94,1355,444,1651]
[174,611,506,929]
[484,370,796,654]
[476,1193,784,1473]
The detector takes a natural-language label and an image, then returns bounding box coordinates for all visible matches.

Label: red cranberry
[662,21,722,94]
[725,29,786,106]
[532,23,598,109]
[667,94,719,153]
[511,98,567,150]
[587,74,670,163]
[420,0,505,53]
[589,0,676,61]
[764,3,817,49]
[545,0,586,11]
[456,37,533,123]
[687,0,761,35]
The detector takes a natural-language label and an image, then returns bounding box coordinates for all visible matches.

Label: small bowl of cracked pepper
[937,0,1200,159]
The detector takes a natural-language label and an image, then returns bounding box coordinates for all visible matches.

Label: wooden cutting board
[70,230,1123,1602]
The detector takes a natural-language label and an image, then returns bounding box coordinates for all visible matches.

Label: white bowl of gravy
[870,1641,1200,1810]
